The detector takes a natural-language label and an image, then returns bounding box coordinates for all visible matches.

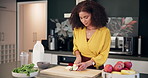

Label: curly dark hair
[69,0,108,29]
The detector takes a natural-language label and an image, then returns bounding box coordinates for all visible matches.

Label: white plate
[12,71,39,77]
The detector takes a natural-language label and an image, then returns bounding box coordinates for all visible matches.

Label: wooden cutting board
[40,66,102,78]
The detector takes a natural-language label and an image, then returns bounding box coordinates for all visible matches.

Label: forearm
[74,50,81,58]
[74,50,82,64]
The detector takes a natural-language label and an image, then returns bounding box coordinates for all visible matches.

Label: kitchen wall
[98,0,148,57]
[47,0,148,57]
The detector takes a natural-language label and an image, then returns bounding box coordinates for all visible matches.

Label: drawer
[58,56,76,63]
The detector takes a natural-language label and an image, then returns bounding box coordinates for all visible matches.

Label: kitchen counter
[29,50,148,61]
[0,62,148,78]
[0,62,101,78]
[0,62,62,78]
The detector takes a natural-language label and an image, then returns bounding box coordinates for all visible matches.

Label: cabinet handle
[0,6,7,9]
[135,75,137,78]
[0,32,1,41]
[104,73,107,78]
[1,32,4,41]
[33,32,37,42]
[35,32,37,42]
[33,32,34,42]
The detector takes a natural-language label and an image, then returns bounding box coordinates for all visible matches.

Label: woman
[69,1,111,71]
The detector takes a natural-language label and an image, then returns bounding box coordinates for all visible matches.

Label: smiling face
[79,11,92,27]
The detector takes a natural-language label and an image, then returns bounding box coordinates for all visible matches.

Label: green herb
[13,63,38,76]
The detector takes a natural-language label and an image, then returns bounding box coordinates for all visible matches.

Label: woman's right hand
[74,56,82,64]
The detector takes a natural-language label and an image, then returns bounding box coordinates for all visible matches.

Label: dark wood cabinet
[139,0,148,57]
[17,0,45,2]
[97,0,139,17]
[48,0,75,18]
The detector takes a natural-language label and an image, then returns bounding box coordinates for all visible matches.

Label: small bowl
[12,70,39,77]
[37,62,50,69]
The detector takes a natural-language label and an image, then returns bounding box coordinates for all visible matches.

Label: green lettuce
[13,63,38,76]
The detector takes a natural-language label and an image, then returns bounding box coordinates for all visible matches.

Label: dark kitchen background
[18,0,148,57]
[46,0,148,57]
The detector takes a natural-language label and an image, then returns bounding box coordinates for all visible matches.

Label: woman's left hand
[77,62,88,71]
[77,61,92,71]
[77,60,95,71]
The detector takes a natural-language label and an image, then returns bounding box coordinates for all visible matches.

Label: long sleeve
[73,28,78,55]
[91,29,111,69]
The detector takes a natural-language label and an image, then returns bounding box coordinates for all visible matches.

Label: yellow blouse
[73,27,111,69]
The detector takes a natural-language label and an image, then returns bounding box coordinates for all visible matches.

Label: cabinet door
[30,53,57,65]
[51,54,57,65]
[48,0,75,18]
[0,0,16,11]
[0,10,16,44]
[43,54,52,63]
[131,60,148,74]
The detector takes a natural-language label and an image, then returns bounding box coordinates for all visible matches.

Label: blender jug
[20,52,29,66]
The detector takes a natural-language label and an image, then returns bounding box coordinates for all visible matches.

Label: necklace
[87,31,91,36]
[86,27,97,39]
[87,30,92,37]
[86,28,97,37]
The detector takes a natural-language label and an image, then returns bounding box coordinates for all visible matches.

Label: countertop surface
[1,62,148,78]
[0,62,77,78]
[39,50,148,61]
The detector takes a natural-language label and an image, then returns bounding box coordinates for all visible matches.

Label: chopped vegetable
[72,64,78,71]
[65,64,78,71]
[13,63,38,76]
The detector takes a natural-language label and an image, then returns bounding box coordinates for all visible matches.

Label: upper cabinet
[48,0,139,18]
[17,0,46,2]
[0,0,16,11]
[97,0,139,17]
[48,0,75,18]
[139,0,148,57]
